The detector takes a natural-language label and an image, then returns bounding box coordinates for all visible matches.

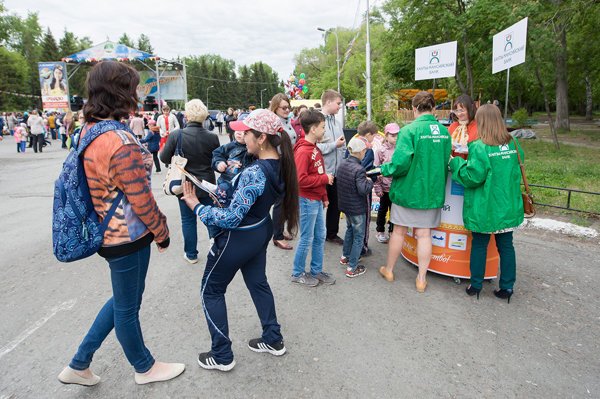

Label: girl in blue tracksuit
[181,109,299,371]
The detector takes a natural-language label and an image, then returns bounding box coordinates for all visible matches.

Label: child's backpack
[52,120,128,262]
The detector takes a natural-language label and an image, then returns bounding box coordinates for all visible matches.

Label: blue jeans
[69,245,155,373]
[179,196,213,260]
[292,197,326,277]
[343,214,366,270]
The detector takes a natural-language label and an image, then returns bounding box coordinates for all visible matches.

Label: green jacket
[380,114,451,209]
[449,138,524,233]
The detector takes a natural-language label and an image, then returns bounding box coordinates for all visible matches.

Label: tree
[0,46,31,110]
[137,34,153,53]
[118,33,134,47]
[59,30,78,57]
[40,28,59,61]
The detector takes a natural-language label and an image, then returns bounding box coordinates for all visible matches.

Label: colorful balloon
[299,78,306,85]
[302,86,309,93]
[299,73,306,79]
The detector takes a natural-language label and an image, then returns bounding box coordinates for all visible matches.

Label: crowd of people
[32,60,525,385]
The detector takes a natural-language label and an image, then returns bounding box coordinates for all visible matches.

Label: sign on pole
[38,62,70,111]
[415,41,457,81]
[492,17,528,74]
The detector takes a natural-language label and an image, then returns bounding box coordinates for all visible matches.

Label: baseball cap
[347,137,367,153]
[230,109,283,136]
[384,123,400,134]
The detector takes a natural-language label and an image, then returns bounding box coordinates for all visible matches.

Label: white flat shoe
[134,362,185,385]
[58,366,101,386]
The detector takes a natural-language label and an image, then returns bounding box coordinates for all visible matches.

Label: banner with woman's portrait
[38,62,70,111]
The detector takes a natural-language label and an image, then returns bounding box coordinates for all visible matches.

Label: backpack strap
[100,191,124,231]
[77,120,132,155]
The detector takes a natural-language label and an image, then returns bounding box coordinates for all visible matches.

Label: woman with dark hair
[181,109,299,371]
[58,61,185,386]
[50,64,67,95]
[225,107,236,142]
[449,94,478,152]
[378,91,452,293]
[269,93,297,249]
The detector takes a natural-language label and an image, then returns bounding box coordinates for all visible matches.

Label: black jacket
[160,122,220,198]
[336,156,374,216]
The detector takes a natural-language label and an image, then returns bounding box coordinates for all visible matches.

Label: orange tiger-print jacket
[81,124,169,250]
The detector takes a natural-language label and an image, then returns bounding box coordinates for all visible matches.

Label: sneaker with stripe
[247,338,286,356]
[197,352,236,372]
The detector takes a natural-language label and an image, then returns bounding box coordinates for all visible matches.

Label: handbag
[162,131,188,196]
[513,138,535,218]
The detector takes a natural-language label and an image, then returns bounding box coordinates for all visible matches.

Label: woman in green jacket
[449,104,524,303]
[378,92,452,293]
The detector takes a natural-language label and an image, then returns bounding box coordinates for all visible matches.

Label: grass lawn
[519,139,600,217]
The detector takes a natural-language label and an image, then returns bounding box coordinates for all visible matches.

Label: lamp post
[260,88,268,109]
[206,85,214,109]
[365,0,372,121]
[317,27,340,94]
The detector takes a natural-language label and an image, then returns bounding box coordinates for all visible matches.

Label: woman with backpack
[57,61,185,386]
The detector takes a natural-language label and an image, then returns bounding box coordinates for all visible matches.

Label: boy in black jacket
[336,137,373,278]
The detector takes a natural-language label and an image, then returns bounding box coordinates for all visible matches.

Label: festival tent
[61,41,186,111]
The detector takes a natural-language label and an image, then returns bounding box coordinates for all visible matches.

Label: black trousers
[325,179,340,239]
[272,198,285,240]
[151,151,161,172]
[31,134,44,153]
[376,192,393,233]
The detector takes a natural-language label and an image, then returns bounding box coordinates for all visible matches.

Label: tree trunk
[461,34,474,97]
[585,74,593,121]
[529,38,559,149]
[554,20,570,131]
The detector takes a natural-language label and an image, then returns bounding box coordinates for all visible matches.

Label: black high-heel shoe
[465,285,481,299]
[494,289,513,303]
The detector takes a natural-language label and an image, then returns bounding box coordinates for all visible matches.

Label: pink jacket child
[14,123,28,152]
[373,123,400,197]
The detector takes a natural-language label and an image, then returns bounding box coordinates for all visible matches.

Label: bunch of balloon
[284,73,309,100]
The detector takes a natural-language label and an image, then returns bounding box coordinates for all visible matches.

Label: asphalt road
[0,134,598,398]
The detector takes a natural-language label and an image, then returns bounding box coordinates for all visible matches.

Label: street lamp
[260,88,268,109]
[206,85,214,109]
[317,27,340,94]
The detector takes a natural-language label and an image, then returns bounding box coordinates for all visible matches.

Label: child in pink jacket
[14,123,28,153]
[373,123,399,243]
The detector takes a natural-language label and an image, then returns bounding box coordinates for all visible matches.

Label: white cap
[347,137,367,153]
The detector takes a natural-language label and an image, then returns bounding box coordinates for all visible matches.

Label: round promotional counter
[400,174,499,280]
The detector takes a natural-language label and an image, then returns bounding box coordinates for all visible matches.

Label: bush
[512,108,529,127]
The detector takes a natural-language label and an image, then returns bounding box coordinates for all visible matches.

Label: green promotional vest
[381,114,451,209]
[449,139,525,233]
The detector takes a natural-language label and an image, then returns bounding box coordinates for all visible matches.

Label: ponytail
[268,132,299,234]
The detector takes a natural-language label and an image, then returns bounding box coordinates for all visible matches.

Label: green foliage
[512,108,529,127]
[137,34,153,54]
[118,33,134,48]
[40,28,58,62]
[520,140,600,214]
[0,46,30,110]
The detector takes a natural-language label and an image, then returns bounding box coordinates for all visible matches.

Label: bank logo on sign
[430,125,440,135]
[499,144,510,151]
[430,49,440,64]
[504,33,513,52]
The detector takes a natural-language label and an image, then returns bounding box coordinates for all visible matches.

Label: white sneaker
[184,254,198,264]
[376,232,389,243]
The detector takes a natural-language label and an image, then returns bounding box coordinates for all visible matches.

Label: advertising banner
[415,41,457,81]
[492,17,528,74]
[38,62,70,111]
[137,70,186,101]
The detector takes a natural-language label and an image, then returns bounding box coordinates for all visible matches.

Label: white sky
[5,0,368,79]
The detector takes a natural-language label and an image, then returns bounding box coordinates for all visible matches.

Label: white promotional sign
[492,17,528,74]
[415,41,457,81]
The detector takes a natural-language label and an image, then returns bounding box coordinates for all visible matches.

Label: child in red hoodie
[291,110,336,287]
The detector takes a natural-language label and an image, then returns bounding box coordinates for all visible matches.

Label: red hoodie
[293,138,329,202]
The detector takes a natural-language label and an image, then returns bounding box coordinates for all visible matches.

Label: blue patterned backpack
[52,120,127,262]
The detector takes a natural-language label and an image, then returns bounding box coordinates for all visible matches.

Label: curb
[521,217,599,239]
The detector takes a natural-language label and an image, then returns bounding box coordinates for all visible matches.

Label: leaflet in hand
[176,165,217,194]
[366,167,381,175]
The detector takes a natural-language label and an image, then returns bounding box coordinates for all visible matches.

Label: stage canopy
[62,41,159,63]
